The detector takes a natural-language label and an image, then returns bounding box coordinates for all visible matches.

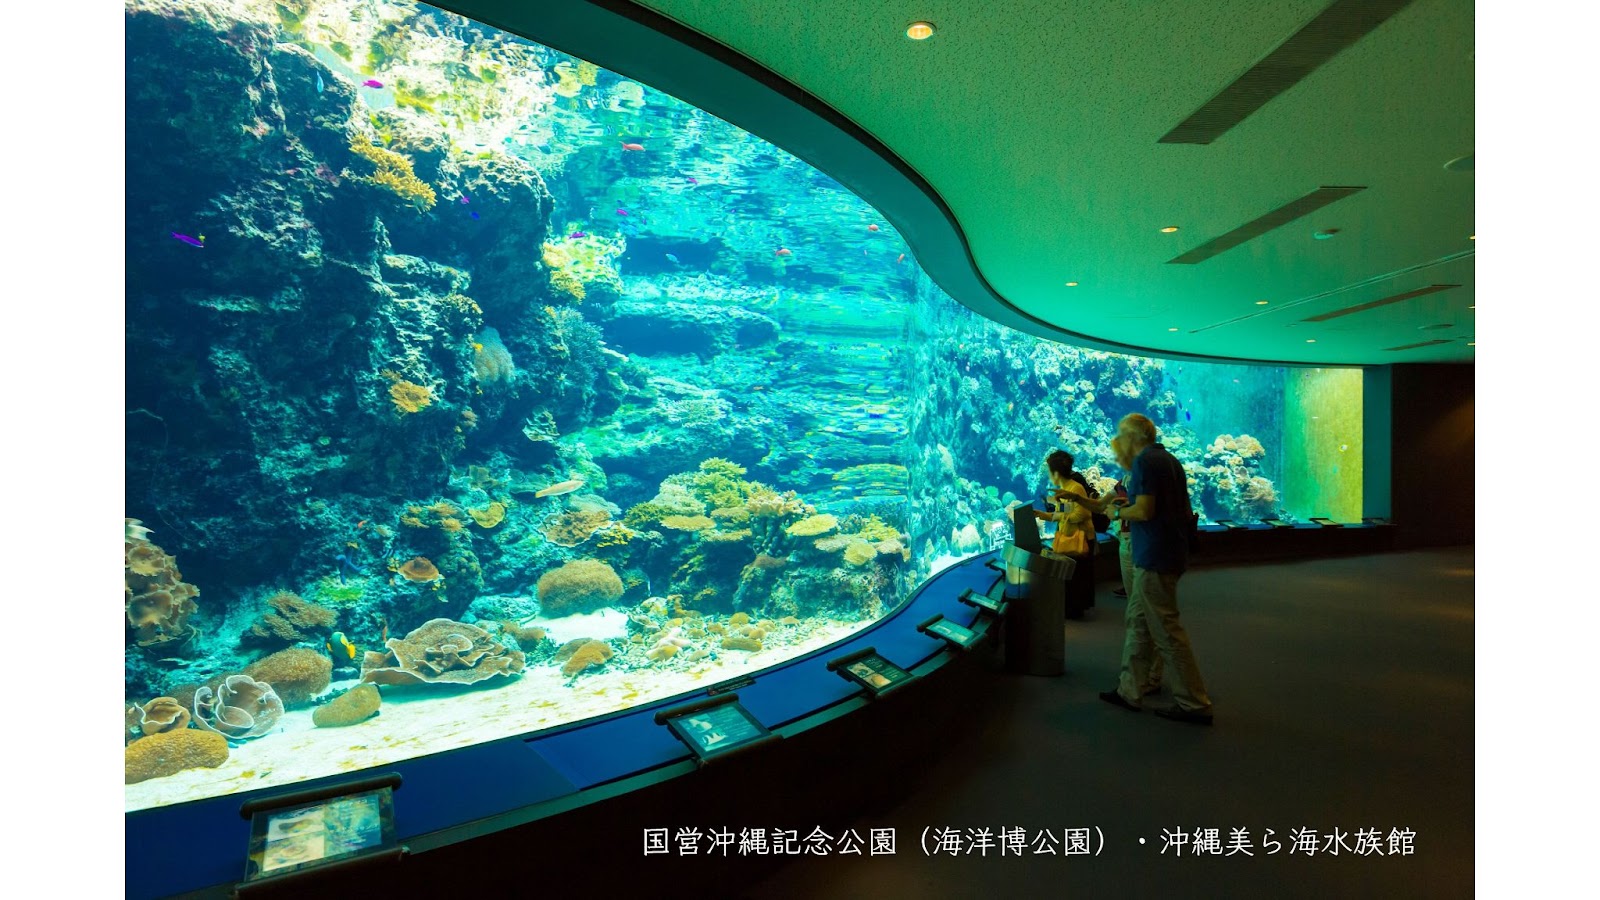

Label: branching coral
[193,674,285,741]
[361,619,525,687]
[537,559,624,616]
[348,137,437,210]
[240,591,337,651]
[542,509,612,547]
[125,533,200,654]
[390,380,433,413]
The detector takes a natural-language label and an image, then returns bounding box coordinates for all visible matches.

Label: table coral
[467,501,507,528]
[786,514,839,537]
[194,675,285,741]
[361,618,525,687]
[125,697,190,744]
[126,729,228,784]
[125,533,200,655]
[542,509,612,547]
[398,557,442,582]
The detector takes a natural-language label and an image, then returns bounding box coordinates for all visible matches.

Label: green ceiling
[629,0,1475,365]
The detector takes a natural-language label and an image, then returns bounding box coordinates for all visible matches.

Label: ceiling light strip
[1188,248,1476,333]
[1167,186,1365,264]
[1158,0,1418,145]
[1382,339,1454,352]
[1300,283,1460,322]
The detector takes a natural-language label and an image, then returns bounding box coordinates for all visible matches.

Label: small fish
[570,231,588,238]
[326,631,358,661]
[536,478,586,498]
[621,142,645,151]
[775,248,793,257]
[616,208,629,216]
[867,224,879,232]
[1185,410,1192,422]
[472,342,483,351]
[896,253,906,264]
[686,176,699,184]
[470,211,480,220]
[459,195,471,205]
[357,520,367,529]
[362,79,384,88]
[170,232,205,248]
[316,72,325,93]
[665,253,680,264]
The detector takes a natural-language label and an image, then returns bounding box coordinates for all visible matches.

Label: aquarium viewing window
[125,0,1364,812]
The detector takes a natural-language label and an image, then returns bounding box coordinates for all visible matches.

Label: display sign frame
[958,587,1006,616]
[827,647,915,697]
[655,693,780,765]
[917,614,980,650]
[239,775,402,887]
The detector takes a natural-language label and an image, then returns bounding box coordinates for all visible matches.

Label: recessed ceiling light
[1468,305,1475,309]
[906,21,935,40]
[1255,300,1269,305]
[1467,342,1475,346]
[1065,281,1079,287]
[1160,226,1180,233]
[1168,327,1179,332]
[1306,339,1317,343]
[1469,235,1475,240]
[1313,229,1340,240]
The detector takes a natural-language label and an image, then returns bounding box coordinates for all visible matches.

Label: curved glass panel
[125,0,1361,811]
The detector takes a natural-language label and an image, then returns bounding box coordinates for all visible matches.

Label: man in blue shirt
[1093,413,1213,725]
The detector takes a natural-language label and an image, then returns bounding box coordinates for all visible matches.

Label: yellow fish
[327,631,357,660]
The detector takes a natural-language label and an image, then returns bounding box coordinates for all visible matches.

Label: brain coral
[194,675,285,741]
[125,534,200,654]
[244,648,332,709]
[313,684,382,728]
[125,729,228,784]
[537,559,625,616]
[361,619,526,687]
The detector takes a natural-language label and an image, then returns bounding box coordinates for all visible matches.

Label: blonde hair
[1119,413,1158,447]
[1111,434,1134,469]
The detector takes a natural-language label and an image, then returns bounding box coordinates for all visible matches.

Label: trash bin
[1001,542,1075,676]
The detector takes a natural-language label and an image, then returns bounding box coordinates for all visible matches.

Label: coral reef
[239,591,337,651]
[313,684,382,727]
[194,675,285,741]
[125,533,200,655]
[537,559,624,616]
[360,619,525,687]
[542,509,612,547]
[125,697,191,744]
[348,136,438,211]
[243,648,332,708]
[126,729,229,784]
[554,638,614,677]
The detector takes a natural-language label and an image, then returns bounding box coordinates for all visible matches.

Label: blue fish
[470,211,480,220]
[1185,410,1192,422]
[316,72,324,93]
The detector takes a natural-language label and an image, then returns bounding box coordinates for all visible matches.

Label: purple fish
[616,208,628,216]
[459,195,471,205]
[569,231,587,238]
[686,176,698,184]
[362,79,384,88]
[170,232,204,247]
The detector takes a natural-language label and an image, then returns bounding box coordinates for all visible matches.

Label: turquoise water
[124,0,1357,807]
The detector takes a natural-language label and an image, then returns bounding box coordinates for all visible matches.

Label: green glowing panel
[1283,368,1363,522]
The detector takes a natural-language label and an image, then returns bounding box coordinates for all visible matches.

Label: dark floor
[746,548,1475,900]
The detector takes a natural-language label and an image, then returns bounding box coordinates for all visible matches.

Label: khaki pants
[1117,565,1211,713]
[1117,533,1163,692]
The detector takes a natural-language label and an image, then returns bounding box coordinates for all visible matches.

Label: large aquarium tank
[125,0,1363,809]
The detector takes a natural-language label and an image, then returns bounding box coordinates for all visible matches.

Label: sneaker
[1154,706,1213,726]
[1112,587,1127,598]
[1141,684,1162,697]
[1098,690,1140,712]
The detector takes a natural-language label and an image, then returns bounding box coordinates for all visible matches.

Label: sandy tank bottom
[126,617,875,812]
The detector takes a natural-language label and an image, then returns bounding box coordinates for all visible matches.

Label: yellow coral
[576,60,599,86]
[400,515,428,529]
[549,266,586,301]
[439,517,464,533]
[843,541,876,567]
[786,514,839,537]
[349,138,436,211]
[390,381,432,413]
[468,502,507,528]
[660,514,715,531]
